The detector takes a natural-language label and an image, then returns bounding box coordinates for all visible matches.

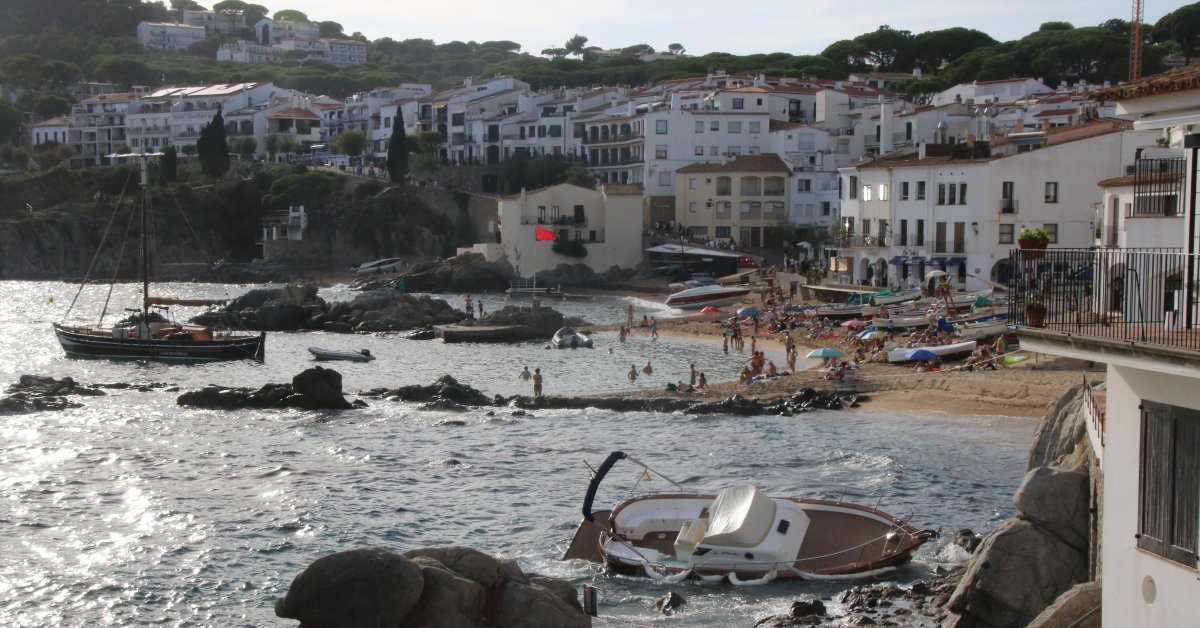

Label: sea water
[0,282,1033,626]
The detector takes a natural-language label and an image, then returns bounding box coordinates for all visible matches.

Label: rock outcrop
[176,366,358,410]
[940,383,1097,628]
[274,545,590,628]
[0,374,105,414]
[353,253,515,293]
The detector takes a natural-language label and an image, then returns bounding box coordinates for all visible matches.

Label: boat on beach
[351,257,404,276]
[869,289,922,307]
[308,347,376,362]
[563,451,933,583]
[665,284,752,310]
[887,340,978,363]
[52,154,265,363]
[551,327,593,349]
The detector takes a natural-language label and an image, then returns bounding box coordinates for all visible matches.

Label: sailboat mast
[139,155,150,320]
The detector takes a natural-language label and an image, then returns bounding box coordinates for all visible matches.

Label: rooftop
[675,153,789,174]
[1094,64,1200,102]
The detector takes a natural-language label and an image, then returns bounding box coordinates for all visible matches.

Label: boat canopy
[703,485,778,547]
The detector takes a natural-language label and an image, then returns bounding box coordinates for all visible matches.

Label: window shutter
[1169,408,1200,565]
[1140,401,1200,566]
[1139,401,1171,557]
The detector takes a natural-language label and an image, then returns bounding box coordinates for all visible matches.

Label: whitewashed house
[136,21,206,51]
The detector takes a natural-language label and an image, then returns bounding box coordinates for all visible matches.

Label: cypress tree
[161,145,177,182]
[197,106,230,179]
[387,107,409,185]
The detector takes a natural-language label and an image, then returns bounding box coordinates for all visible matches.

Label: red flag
[535,226,555,241]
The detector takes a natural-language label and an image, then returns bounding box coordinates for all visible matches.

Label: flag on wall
[535,226,555,241]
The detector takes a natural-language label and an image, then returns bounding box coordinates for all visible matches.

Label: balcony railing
[1006,247,1200,352]
[583,132,642,145]
[830,235,888,248]
[999,199,1018,214]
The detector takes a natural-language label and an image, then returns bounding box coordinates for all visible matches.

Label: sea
[0,281,1035,627]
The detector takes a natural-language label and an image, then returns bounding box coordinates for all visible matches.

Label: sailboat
[52,153,266,362]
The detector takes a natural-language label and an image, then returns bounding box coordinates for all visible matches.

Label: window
[716,176,732,196]
[983,222,1009,246]
[821,201,831,216]
[749,121,761,133]
[797,179,812,192]
[656,120,668,134]
[727,146,741,155]
[1002,181,1014,200]
[748,146,760,155]
[862,219,871,236]
[879,184,889,201]
[740,201,752,213]
[863,185,873,201]
[948,183,957,205]
[658,171,671,186]
[1045,181,1059,203]
[937,183,946,205]
[848,176,858,200]
[1138,401,1200,567]
[916,219,925,246]
[764,176,784,195]
[688,201,698,213]
[710,145,719,156]
[959,183,968,204]
[1043,223,1058,244]
[655,145,667,159]
[549,125,562,137]
[740,176,761,196]
[900,182,909,200]
[916,181,926,200]
[695,120,704,133]
[732,98,744,109]
[716,226,731,238]
[710,120,719,131]
[899,220,908,245]
[538,205,546,222]
[728,121,742,133]
[694,145,704,156]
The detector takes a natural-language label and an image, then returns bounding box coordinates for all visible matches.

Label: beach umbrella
[840,319,868,329]
[700,306,722,313]
[907,348,937,361]
[737,306,761,318]
[806,347,844,359]
[926,269,948,279]
[861,330,887,341]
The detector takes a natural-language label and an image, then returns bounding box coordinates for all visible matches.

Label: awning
[928,257,948,266]
[1133,111,1200,131]
[946,258,966,267]
[888,255,906,264]
[909,256,926,263]
[644,243,743,258]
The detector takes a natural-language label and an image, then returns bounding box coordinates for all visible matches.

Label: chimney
[1014,118,1025,133]
[879,96,894,153]
[1041,119,1051,133]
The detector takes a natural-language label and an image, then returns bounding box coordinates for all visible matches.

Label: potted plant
[1025,297,1048,328]
[1018,227,1050,260]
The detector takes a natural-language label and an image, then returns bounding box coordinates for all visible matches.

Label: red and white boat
[665,284,751,310]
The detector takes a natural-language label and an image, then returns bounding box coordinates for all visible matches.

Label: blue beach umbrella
[907,348,937,361]
[737,306,761,318]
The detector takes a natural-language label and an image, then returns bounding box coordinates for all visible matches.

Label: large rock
[1026,581,1101,628]
[945,517,1088,628]
[292,366,352,409]
[274,546,424,628]
[1013,467,1090,551]
[1027,383,1087,471]
[0,374,106,414]
[404,557,487,628]
[382,253,515,293]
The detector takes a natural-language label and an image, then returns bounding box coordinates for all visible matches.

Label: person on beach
[689,363,698,386]
[767,361,778,377]
[478,301,484,318]
[787,349,797,372]
[650,317,659,339]
[533,368,543,396]
[749,336,757,354]
[618,326,627,343]
[697,372,707,390]
[519,366,531,380]
[641,315,649,328]
[627,365,638,381]
[626,303,634,328]
[722,333,729,354]
[642,361,653,375]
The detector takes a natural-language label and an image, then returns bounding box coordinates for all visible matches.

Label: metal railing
[999,199,1018,214]
[1006,247,1200,351]
[830,235,888,248]
[1082,372,1105,450]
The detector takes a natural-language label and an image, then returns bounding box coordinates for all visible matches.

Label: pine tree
[387,107,408,185]
[197,107,230,179]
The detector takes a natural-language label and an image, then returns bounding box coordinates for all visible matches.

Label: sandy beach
[587,298,1100,419]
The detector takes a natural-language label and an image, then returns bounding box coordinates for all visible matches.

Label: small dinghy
[307,347,376,362]
[563,451,933,583]
[552,327,593,349]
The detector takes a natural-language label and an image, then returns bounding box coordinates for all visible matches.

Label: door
[935,222,947,253]
[740,227,752,248]
[953,222,965,254]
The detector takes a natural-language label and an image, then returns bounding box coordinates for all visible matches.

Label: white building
[497,183,645,278]
[30,116,70,146]
[69,92,138,166]
[931,77,1054,107]
[124,83,280,154]
[136,21,207,51]
[182,9,246,34]
[1014,64,1200,628]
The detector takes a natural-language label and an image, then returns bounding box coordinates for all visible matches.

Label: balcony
[999,199,1018,214]
[1006,247,1200,352]
[830,235,889,248]
[583,132,642,146]
[520,216,589,227]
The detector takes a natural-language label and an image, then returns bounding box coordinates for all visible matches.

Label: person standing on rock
[533,368,543,396]
[689,363,698,386]
[519,366,531,381]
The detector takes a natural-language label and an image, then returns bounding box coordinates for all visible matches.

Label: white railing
[1082,372,1105,462]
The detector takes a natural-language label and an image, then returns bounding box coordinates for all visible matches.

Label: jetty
[433,324,537,343]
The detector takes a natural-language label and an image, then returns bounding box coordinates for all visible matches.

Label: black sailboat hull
[54,325,265,363]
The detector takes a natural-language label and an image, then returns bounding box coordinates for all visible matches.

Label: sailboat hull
[54,325,265,363]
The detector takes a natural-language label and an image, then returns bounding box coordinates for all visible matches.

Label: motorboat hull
[308,347,375,362]
[887,340,978,363]
[666,285,751,310]
[552,327,593,349]
[55,324,265,363]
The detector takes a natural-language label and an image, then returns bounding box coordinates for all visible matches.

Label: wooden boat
[665,284,752,310]
[954,318,1010,340]
[53,154,265,363]
[551,327,593,349]
[308,347,376,362]
[887,340,978,363]
[869,289,922,307]
[563,452,933,583]
[351,257,403,276]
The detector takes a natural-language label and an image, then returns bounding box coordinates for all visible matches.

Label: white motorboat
[351,257,404,276]
[308,347,376,362]
[563,452,933,583]
[665,284,751,309]
[955,318,1011,340]
[551,327,593,349]
[887,340,978,363]
[869,289,922,307]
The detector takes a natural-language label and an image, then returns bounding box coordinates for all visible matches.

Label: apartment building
[125,83,279,154]
[136,21,206,51]
[182,9,246,34]
[30,116,69,147]
[69,92,138,166]
[673,154,791,248]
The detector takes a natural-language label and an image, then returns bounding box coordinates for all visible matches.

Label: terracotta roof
[769,120,806,132]
[31,116,70,127]
[268,108,320,120]
[1034,108,1076,118]
[310,102,343,110]
[1097,172,1184,188]
[675,154,789,174]
[1093,64,1200,102]
[83,92,138,104]
[602,183,644,196]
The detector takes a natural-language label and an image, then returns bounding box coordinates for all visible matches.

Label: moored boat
[308,347,376,362]
[563,452,933,583]
[551,327,593,349]
[665,284,752,310]
[887,340,978,363]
